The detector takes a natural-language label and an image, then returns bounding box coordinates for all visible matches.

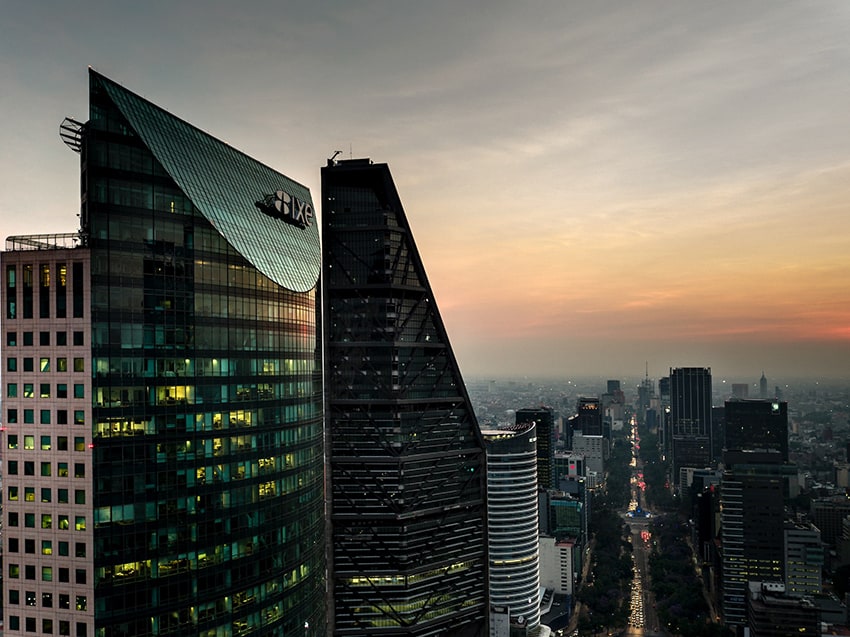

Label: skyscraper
[482,424,541,635]
[322,158,488,635]
[2,70,326,636]
[670,367,713,487]
[516,407,555,489]
[724,399,788,461]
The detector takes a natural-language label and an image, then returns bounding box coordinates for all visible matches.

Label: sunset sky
[2,1,849,381]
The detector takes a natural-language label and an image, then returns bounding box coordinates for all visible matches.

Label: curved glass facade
[483,424,541,633]
[86,71,325,636]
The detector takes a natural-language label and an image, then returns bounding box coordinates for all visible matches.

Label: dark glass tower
[18,70,326,636]
[322,158,488,636]
[670,367,713,484]
[724,399,788,460]
[516,407,555,490]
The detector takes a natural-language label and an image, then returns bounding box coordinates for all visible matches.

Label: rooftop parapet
[5,233,84,251]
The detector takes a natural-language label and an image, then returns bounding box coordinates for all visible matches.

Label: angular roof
[93,70,320,292]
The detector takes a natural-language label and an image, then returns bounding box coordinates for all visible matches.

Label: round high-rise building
[483,423,541,634]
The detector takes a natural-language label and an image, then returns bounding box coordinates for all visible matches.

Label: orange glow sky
[2,2,849,380]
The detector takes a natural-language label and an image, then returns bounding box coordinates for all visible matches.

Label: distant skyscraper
[670,367,713,484]
[731,383,749,399]
[516,407,555,489]
[2,70,327,636]
[724,399,789,461]
[760,371,768,399]
[482,425,542,635]
[322,158,488,636]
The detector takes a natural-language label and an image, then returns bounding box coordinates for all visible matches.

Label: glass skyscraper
[321,158,489,636]
[2,70,326,636]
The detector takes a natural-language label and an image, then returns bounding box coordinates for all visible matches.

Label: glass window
[40,410,51,425]
[24,461,34,475]
[74,437,85,451]
[57,409,68,425]
[7,357,17,371]
[59,594,70,608]
[57,383,68,398]
[25,564,36,579]
[26,590,36,606]
[40,331,50,346]
[23,332,33,346]
[58,463,69,477]
[7,331,17,346]
[73,331,84,346]
[58,515,69,530]
[42,567,53,582]
[58,542,68,556]
[74,490,85,505]
[41,436,51,450]
[25,513,35,528]
[43,592,53,608]
[40,358,50,373]
[74,463,85,478]
[23,409,34,424]
[7,382,17,397]
[23,383,33,398]
[74,411,85,425]
[42,514,52,529]
[41,463,51,477]
[23,357,33,372]
[75,542,86,558]
[58,489,69,503]
[41,488,51,502]
[9,588,20,604]
[74,384,84,399]
[75,596,87,611]
[57,331,67,346]
[24,435,34,449]
[42,541,52,555]
[9,511,19,526]
[25,487,35,502]
[58,436,68,450]
[43,618,54,633]
[7,460,18,474]
[40,383,50,398]
[8,434,18,449]
[9,563,20,578]
[7,486,18,500]
[75,569,86,585]
[74,358,85,372]
[7,408,18,423]
[57,358,68,372]
[9,538,19,552]
[75,516,86,531]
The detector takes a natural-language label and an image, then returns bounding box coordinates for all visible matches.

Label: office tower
[321,158,488,636]
[482,425,541,636]
[724,399,789,461]
[760,371,768,400]
[571,398,602,437]
[516,407,555,489]
[1,70,326,636]
[711,406,726,465]
[784,523,823,596]
[720,452,787,629]
[670,367,713,486]
[810,496,850,549]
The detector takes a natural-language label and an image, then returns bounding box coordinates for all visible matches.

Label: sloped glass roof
[93,70,320,292]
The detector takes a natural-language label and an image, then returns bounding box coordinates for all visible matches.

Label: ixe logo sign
[255,190,314,228]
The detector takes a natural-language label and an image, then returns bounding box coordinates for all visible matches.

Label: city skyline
[3,1,850,380]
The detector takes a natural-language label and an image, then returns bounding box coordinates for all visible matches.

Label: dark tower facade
[322,158,488,636]
[670,367,713,484]
[724,399,788,461]
[516,407,555,490]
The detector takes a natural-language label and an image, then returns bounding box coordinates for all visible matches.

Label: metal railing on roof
[5,233,85,251]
